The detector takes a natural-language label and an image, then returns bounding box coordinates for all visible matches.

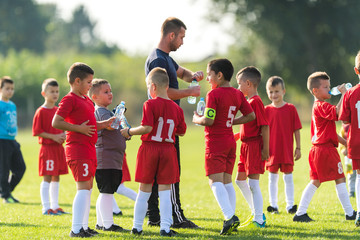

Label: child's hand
[78,120,96,137]
[294,148,301,160]
[52,132,66,144]
[192,111,201,123]
[120,127,131,139]
[261,148,269,161]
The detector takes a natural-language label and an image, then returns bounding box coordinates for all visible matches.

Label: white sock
[336,182,354,216]
[96,195,103,227]
[224,183,236,212]
[72,189,89,233]
[159,190,172,232]
[296,183,317,216]
[40,181,50,212]
[356,174,360,211]
[82,189,92,230]
[268,173,279,209]
[50,181,60,210]
[249,179,264,224]
[99,193,114,229]
[116,183,137,201]
[211,182,234,220]
[283,173,295,211]
[133,190,151,231]
[235,180,254,214]
[112,195,121,213]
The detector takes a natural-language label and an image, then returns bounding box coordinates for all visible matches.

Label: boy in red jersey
[193,59,255,235]
[265,76,302,215]
[121,67,186,237]
[339,50,360,226]
[52,62,114,238]
[293,71,356,222]
[235,66,269,228]
[32,78,68,215]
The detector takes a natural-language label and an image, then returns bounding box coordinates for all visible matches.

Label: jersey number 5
[226,106,236,127]
[151,117,175,143]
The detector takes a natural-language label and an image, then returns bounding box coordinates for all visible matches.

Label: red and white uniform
[238,95,268,175]
[135,97,186,184]
[32,106,68,176]
[204,87,253,176]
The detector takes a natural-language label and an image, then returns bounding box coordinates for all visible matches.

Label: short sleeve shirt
[0,100,17,140]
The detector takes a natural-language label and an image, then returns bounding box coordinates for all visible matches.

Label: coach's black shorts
[95,169,122,194]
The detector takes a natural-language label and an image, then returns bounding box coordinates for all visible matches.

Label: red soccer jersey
[265,103,302,165]
[56,92,97,161]
[141,97,186,143]
[204,87,253,148]
[311,100,338,147]
[240,95,268,141]
[32,106,64,145]
[339,84,360,159]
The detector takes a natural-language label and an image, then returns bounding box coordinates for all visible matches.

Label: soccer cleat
[43,209,59,215]
[172,219,199,229]
[3,195,19,204]
[69,228,92,238]
[53,208,69,215]
[287,205,298,214]
[84,227,99,236]
[263,213,267,224]
[103,224,129,232]
[219,215,240,235]
[293,213,314,222]
[249,221,266,228]
[349,192,355,198]
[160,229,178,237]
[95,224,104,231]
[9,194,19,203]
[346,210,357,220]
[147,220,160,227]
[267,206,279,214]
[131,228,143,235]
[355,213,360,227]
[113,211,123,216]
[240,214,254,227]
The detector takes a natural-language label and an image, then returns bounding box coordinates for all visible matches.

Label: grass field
[0,124,358,239]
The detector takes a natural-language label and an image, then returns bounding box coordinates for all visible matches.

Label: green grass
[0,124,358,239]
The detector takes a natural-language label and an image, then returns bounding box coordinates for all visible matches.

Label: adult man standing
[145,17,204,228]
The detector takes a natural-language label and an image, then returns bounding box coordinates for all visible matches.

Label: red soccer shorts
[39,144,68,176]
[266,163,293,173]
[121,154,131,184]
[135,142,179,185]
[68,158,97,182]
[205,141,236,176]
[238,137,265,175]
[309,145,344,183]
[352,159,360,171]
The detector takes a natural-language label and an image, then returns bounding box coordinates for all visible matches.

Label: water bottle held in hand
[120,114,131,129]
[329,83,352,95]
[187,79,199,104]
[196,98,205,115]
[111,101,125,129]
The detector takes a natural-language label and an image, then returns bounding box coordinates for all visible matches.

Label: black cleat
[172,219,199,229]
[160,229,177,237]
[95,224,104,230]
[131,228,143,235]
[147,220,160,227]
[287,205,298,214]
[113,211,123,216]
[69,228,92,238]
[103,224,129,232]
[267,206,279,214]
[346,210,357,220]
[293,213,314,222]
[220,215,240,235]
[85,227,99,236]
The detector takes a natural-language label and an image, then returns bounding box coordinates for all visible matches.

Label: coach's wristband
[127,128,132,136]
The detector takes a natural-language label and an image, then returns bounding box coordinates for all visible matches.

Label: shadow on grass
[0,222,38,228]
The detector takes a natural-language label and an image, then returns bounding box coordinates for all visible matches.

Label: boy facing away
[339,50,360,226]
[293,71,356,222]
[89,78,128,232]
[192,59,255,235]
[265,76,302,214]
[235,66,269,228]
[32,78,68,215]
[52,62,114,238]
[0,76,26,204]
[120,67,187,237]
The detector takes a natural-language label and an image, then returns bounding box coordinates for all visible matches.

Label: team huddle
[1,17,360,238]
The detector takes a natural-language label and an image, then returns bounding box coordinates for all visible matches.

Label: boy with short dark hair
[32,78,68,215]
[193,58,255,235]
[293,71,355,222]
[265,76,302,214]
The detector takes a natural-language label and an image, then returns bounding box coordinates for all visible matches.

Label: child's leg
[349,171,356,196]
[283,173,295,211]
[72,189,90,233]
[296,180,319,216]
[116,183,137,201]
[158,184,172,233]
[96,194,103,227]
[40,176,51,212]
[356,171,360,211]
[98,193,114,229]
[112,195,122,214]
[335,178,354,216]
[210,173,234,220]
[82,188,92,230]
[133,184,152,231]
[268,172,279,209]
[50,176,60,210]
[248,175,263,224]
[235,172,254,214]
[224,181,236,212]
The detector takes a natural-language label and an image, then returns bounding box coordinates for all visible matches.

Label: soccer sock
[268,173,279,209]
[112,195,121,214]
[356,174,360,211]
[96,194,103,227]
[49,181,60,210]
[159,190,172,232]
[296,183,317,216]
[133,190,151,231]
[211,182,234,220]
[82,189,92,230]
[283,173,295,211]
[235,180,254,214]
[249,179,264,224]
[72,189,89,234]
[224,183,236,212]
[116,183,137,201]
[40,181,50,212]
[99,193,114,229]
[335,182,354,216]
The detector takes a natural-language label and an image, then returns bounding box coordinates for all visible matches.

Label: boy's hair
[266,76,285,90]
[208,58,234,81]
[89,78,109,98]
[42,78,58,92]
[307,71,330,93]
[355,50,360,71]
[67,62,94,84]
[236,66,261,87]
[161,17,187,37]
[1,76,14,89]
[147,67,169,88]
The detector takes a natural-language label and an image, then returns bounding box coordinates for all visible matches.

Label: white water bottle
[111,101,125,129]
[120,114,131,129]
[187,80,199,104]
[329,83,352,95]
[197,98,205,115]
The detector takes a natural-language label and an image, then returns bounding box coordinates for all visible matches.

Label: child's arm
[192,111,214,126]
[294,129,301,160]
[336,84,347,115]
[120,125,152,139]
[337,134,347,147]
[35,132,66,144]
[261,125,270,161]
[52,114,96,137]
[233,112,256,125]
[96,117,115,131]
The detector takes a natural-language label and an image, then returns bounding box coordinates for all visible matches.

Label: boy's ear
[217,71,223,80]
[74,77,81,85]
[41,91,46,97]
[355,67,360,75]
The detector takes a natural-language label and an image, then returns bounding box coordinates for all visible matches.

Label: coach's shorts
[135,142,179,185]
[39,144,68,176]
[205,141,236,176]
[309,145,344,183]
[95,169,122,194]
[238,137,265,175]
[266,163,293,173]
[68,159,97,182]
